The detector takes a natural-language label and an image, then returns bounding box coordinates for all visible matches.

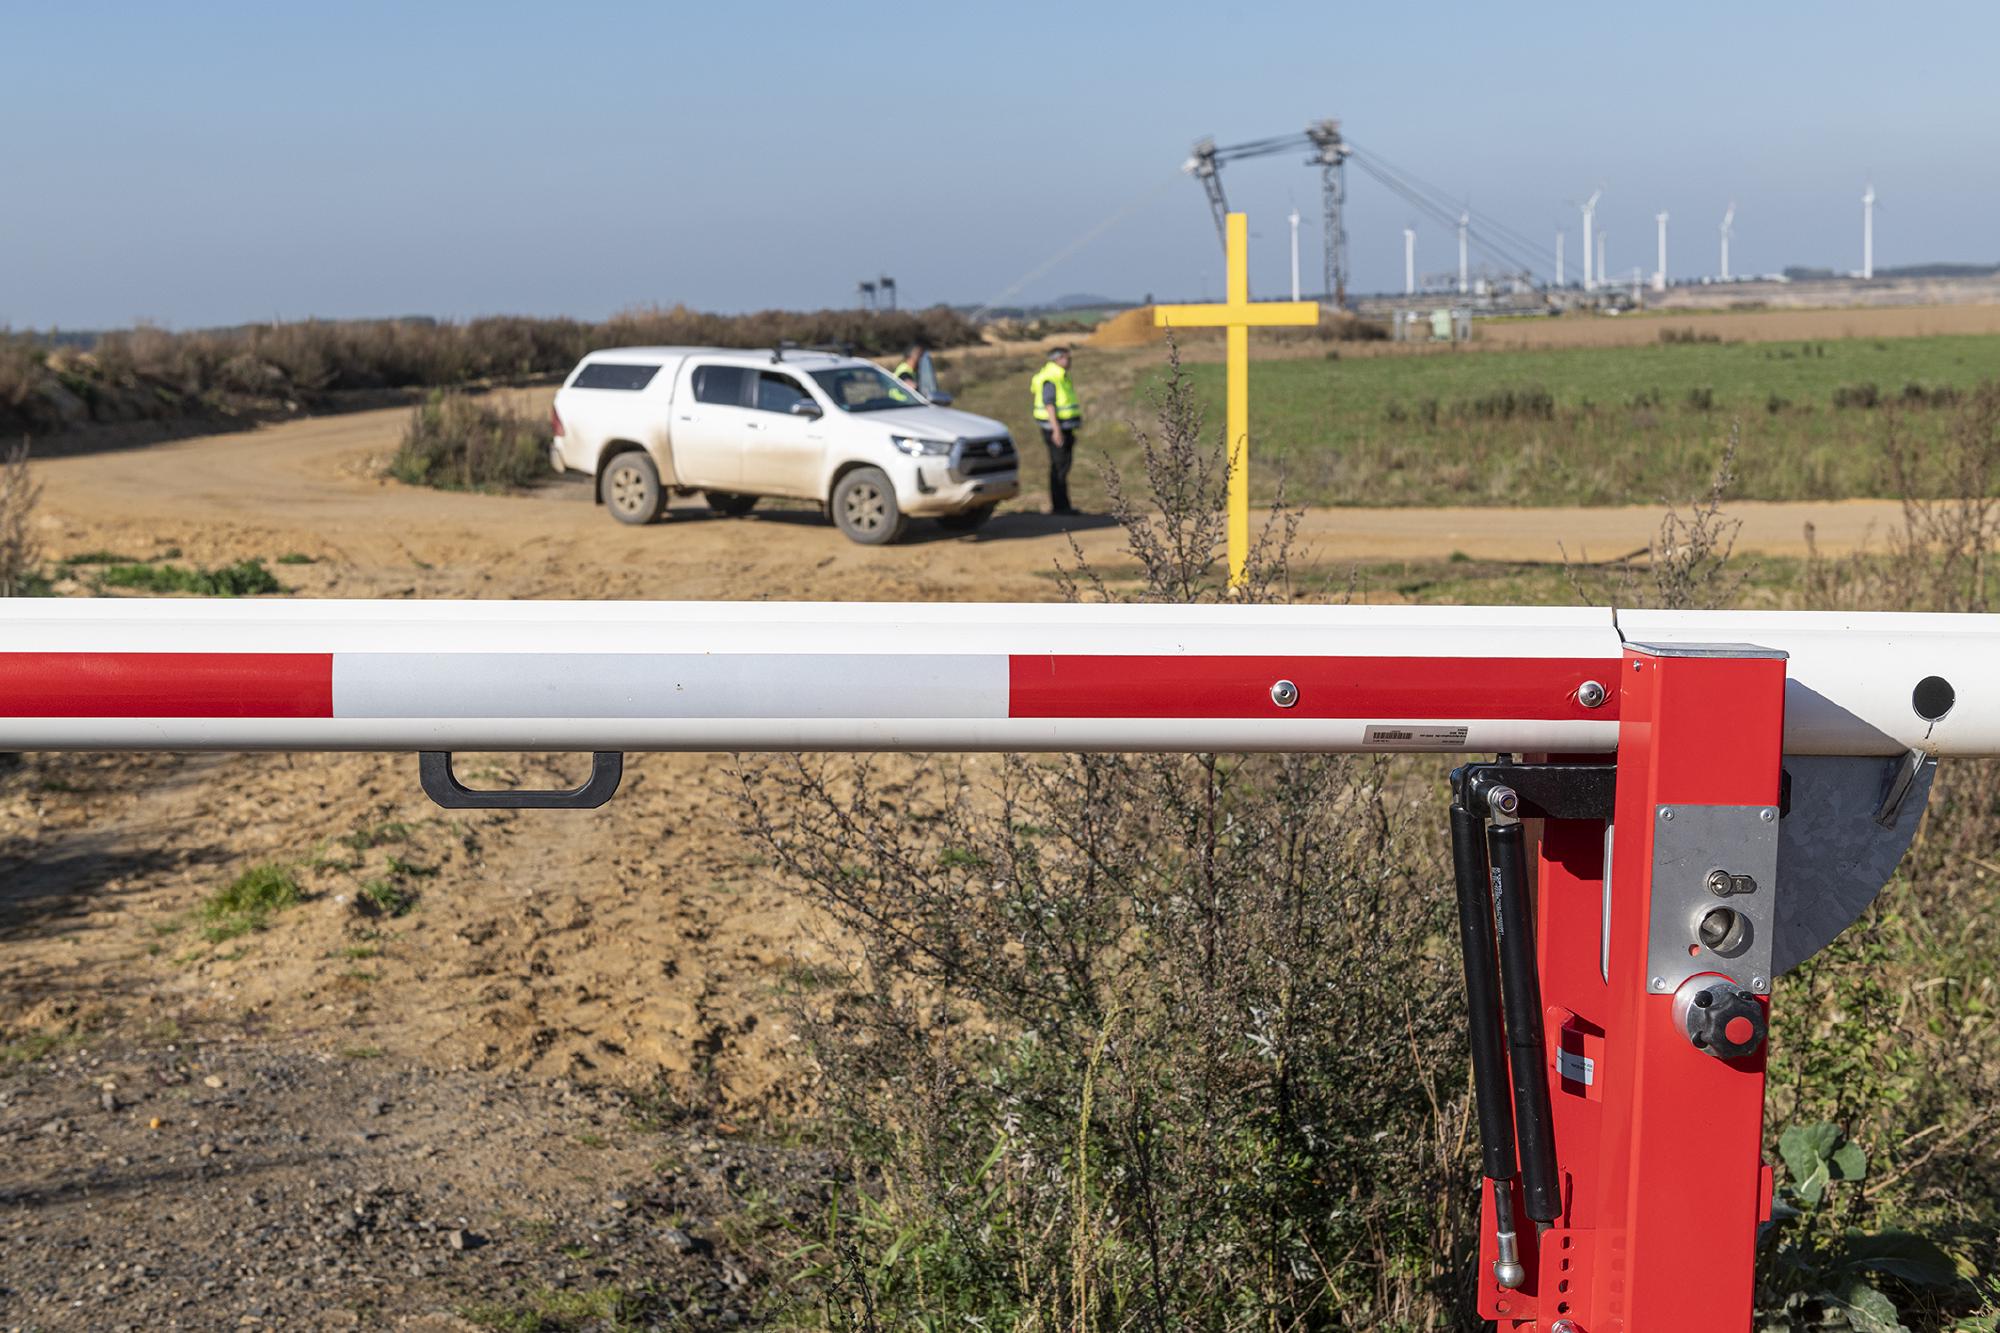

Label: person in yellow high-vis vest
[1029,347,1083,515]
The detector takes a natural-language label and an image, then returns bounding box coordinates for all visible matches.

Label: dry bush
[1,307,982,436]
[388,391,549,492]
[1802,383,2000,614]
[0,441,42,598]
[739,350,1471,1331]
[0,335,46,412]
[1059,339,1300,607]
[1564,424,1748,612]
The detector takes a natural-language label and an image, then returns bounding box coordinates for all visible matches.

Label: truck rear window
[572,362,660,391]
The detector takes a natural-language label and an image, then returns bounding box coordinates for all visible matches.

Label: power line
[1345,152,1546,281]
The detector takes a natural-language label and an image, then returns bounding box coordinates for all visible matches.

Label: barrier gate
[1,598,1985,1332]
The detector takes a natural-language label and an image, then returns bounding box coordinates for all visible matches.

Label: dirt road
[31,402,1908,590]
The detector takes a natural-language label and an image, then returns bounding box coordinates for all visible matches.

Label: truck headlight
[890,435,953,457]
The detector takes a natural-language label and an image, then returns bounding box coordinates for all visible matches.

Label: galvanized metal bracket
[1773,752,1935,974]
[1647,803,1781,995]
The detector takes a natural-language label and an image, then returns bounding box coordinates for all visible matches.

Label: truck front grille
[950,436,1018,481]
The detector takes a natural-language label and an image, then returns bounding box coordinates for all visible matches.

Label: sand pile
[1086,306,1168,349]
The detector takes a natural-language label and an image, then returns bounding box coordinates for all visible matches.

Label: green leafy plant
[94,558,285,596]
[358,878,417,918]
[198,864,303,942]
[1758,1122,1961,1332]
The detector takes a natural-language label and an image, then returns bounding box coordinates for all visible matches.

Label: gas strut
[1481,782,1562,1227]
[1448,790,1527,1289]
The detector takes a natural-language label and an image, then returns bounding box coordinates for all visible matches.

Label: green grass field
[955,333,2000,508]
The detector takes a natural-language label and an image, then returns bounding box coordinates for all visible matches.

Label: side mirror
[927,391,954,407]
[790,399,823,418]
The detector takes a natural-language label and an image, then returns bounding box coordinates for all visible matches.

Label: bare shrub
[1801,384,2000,614]
[1564,424,1747,611]
[389,392,549,492]
[2,308,983,437]
[1058,338,1300,607]
[0,336,46,412]
[0,441,42,598]
[738,351,1469,1329]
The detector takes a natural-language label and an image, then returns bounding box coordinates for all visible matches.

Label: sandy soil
[0,1042,801,1328]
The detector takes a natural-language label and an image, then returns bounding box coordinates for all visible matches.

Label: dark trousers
[1040,423,1079,512]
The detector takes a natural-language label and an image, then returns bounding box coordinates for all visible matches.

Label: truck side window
[754,371,813,415]
[692,365,749,406]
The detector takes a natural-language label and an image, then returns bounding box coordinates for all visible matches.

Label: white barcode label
[1558,1048,1595,1085]
[1363,724,1471,748]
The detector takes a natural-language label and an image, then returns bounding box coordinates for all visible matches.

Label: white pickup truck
[549,346,1018,544]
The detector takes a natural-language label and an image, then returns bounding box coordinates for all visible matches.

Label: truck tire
[603,452,665,525]
[831,467,907,545]
[705,491,758,517]
[935,504,997,534]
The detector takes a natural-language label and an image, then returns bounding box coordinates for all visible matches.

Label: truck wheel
[603,452,665,525]
[705,491,757,517]
[831,467,907,545]
[935,505,997,534]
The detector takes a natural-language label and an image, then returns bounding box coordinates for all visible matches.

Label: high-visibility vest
[892,361,915,381]
[1030,361,1081,423]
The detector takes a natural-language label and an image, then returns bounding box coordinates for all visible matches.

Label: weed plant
[740,359,2000,1330]
[198,865,302,943]
[741,347,1474,1329]
[391,391,549,492]
[0,443,42,597]
[93,558,284,596]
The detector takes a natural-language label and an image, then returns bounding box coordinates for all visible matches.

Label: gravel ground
[0,1038,831,1330]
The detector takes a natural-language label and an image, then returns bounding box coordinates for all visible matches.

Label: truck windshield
[807,365,922,413]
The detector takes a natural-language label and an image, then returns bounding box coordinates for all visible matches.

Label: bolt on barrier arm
[1,598,1988,1333]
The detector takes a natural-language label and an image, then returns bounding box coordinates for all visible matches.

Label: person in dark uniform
[1029,346,1082,515]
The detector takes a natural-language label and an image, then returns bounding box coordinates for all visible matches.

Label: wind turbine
[1862,184,1876,280]
[1597,229,1607,293]
[1654,212,1669,293]
[1578,189,1602,291]
[1719,202,1736,282]
[1404,226,1416,296]
[1458,211,1470,295]
[1555,227,1566,288]
[1288,207,1302,301]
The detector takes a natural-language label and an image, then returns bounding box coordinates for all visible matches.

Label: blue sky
[3,0,1993,328]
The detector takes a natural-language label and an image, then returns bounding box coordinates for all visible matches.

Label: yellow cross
[1154,212,1319,587]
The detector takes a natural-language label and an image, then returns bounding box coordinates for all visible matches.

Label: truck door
[739,370,827,499]
[669,363,750,488]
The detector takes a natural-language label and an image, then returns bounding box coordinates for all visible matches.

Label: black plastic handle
[419,752,623,810]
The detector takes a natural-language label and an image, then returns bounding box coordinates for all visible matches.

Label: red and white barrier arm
[0,600,1990,757]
